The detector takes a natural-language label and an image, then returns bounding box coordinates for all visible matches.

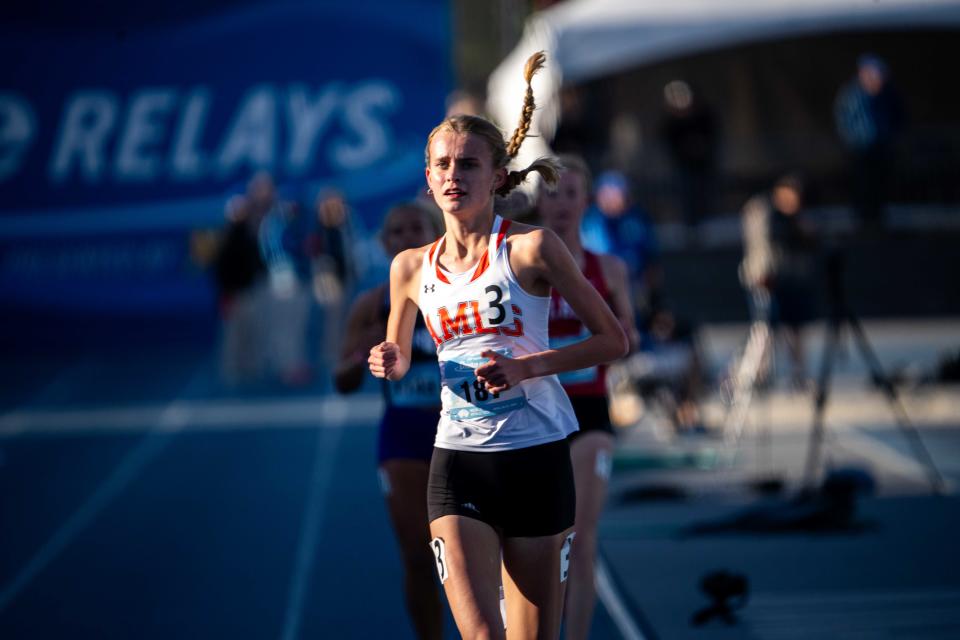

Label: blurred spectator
[253,171,312,387]
[305,189,358,373]
[213,193,266,386]
[658,80,719,235]
[834,54,905,231]
[581,170,662,323]
[610,307,709,436]
[740,173,819,388]
[645,308,708,434]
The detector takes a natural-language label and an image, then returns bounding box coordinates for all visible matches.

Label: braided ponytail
[497,157,561,197]
[497,51,561,196]
[505,51,546,160]
[424,51,559,198]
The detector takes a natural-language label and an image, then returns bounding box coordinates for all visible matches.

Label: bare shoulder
[504,220,551,243]
[504,221,563,262]
[390,243,432,282]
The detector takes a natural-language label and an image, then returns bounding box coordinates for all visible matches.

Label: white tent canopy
[487,0,960,169]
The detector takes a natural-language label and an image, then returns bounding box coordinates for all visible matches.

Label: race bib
[440,351,527,421]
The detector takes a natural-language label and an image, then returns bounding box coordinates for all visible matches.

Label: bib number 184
[458,378,500,403]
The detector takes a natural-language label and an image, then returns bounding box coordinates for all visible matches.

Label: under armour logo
[424,284,435,293]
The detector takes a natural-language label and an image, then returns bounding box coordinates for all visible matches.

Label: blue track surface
[0,350,626,639]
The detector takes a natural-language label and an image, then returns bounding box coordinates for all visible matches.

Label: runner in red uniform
[540,154,638,640]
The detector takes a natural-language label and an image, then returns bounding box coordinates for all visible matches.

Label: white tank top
[417,215,578,452]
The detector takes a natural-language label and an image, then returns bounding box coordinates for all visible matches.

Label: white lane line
[0,401,190,614]
[595,554,649,640]
[280,419,344,640]
[0,394,385,438]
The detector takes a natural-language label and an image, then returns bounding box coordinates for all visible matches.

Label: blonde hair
[425,51,560,197]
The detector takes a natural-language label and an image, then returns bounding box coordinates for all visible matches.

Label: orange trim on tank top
[469,219,510,283]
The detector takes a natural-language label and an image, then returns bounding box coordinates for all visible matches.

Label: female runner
[538,155,638,639]
[368,52,628,639]
[335,202,444,639]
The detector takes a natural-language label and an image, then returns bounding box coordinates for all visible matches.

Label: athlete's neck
[441,209,495,264]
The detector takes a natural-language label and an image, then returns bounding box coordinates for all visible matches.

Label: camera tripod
[802,250,946,495]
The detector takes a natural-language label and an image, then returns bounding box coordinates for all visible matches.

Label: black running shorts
[567,395,614,442]
[427,439,576,537]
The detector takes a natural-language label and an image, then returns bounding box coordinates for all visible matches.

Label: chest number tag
[480,284,514,327]
[485,285,506,325]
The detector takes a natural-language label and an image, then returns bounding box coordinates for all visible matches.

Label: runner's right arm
[369,247,425,381]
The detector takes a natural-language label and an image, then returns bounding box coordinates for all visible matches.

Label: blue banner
[0,1,451,314]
